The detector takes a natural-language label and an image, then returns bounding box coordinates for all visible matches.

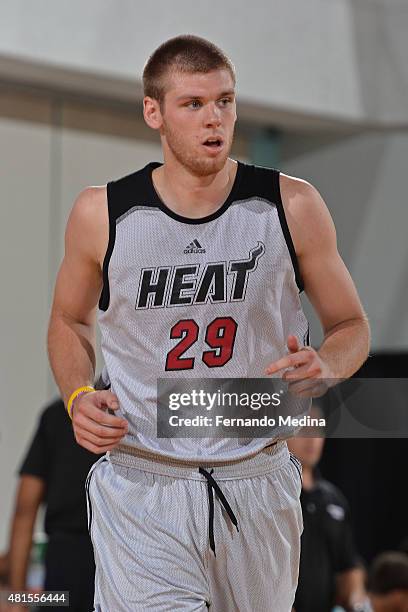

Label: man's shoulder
[279,172,321,209]
[103,162,163,217]
[247,166,323,226]
[73,160,157,216]
[76,183,107,204]
[108,162,158,196]
[277,171,334,259]
[70,185,107,227]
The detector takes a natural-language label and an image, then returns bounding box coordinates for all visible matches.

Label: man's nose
[204,103,222,127]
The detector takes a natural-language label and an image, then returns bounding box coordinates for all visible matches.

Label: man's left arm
[267,175,370,380]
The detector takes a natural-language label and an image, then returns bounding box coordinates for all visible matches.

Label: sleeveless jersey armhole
[272,170,304,293]
[98,181,116,311]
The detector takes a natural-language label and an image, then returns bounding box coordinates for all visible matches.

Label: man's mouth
[202,137,224,150]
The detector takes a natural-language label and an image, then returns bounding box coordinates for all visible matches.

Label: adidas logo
[184,239,206,254]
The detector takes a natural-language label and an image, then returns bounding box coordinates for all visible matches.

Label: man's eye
[187,100,201,109]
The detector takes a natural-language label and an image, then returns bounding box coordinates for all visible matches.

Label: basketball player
[47,35,370,611]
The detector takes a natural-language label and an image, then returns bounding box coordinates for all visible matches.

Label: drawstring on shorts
[199,467,239,557]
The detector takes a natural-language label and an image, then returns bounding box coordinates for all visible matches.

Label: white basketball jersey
[98,161,309,461]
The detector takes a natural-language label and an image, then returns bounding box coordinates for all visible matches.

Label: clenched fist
[71,390,128,454]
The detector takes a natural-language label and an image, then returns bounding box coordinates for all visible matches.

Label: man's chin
[189,153,230,177]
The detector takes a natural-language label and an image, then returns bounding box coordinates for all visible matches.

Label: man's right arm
[48,187,104,403]
[47,187,128,453]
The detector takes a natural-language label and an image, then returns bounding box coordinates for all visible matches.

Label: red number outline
[165,319,199,371]
[202,316,238,368]
[165,317,238,371]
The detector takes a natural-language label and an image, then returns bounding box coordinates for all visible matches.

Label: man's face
[155,69,237,176]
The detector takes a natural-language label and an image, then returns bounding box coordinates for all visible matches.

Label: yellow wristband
[67,385,95,420]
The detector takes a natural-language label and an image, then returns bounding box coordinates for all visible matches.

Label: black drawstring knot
[199,467,239,557]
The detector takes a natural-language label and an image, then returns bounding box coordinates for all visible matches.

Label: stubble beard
[162,120,233,177]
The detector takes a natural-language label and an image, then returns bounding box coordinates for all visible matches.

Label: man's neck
[152,158,237,219]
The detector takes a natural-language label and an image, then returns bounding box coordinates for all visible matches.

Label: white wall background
[0,114,52,548]
[1,0,408,126]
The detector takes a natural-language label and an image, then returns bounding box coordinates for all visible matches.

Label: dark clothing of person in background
[294,477,361,612]
[20,399,102,611]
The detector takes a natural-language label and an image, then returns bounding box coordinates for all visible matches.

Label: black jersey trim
[147,161,244,225]
[97,161,243,310]
[98,181,116,311]
[272,170,304,293]
[97,162,244,310]
[98,161,304,310]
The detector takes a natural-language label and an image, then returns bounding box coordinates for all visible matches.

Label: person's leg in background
[43,533,95,612]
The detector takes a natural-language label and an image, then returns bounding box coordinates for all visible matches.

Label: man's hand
[265,335,332,397]
[72,390,128,453]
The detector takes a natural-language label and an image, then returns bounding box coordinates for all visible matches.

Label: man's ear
[143,96,163,130]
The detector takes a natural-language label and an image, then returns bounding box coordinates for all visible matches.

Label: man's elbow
[359,313,371,359]
[350,314,371,366]
[327,312,370,344]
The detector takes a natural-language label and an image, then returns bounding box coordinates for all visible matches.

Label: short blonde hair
[142,34,236,107]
